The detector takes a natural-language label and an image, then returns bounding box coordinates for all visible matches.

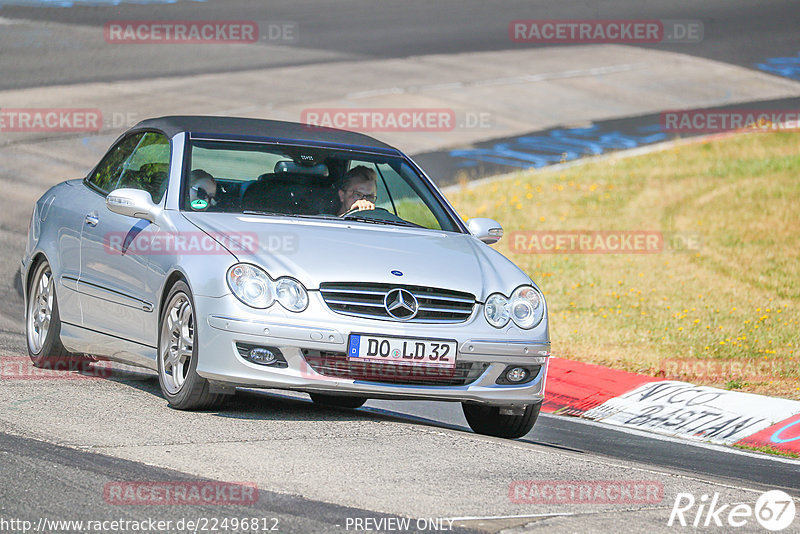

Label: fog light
[249,347,277,364]
[236,343,287,368]
[496,365,540,385]
[506,367,529,383]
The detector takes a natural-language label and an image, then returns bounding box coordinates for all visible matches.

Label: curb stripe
[736,414,800,454]
[542,357,660,415]
[545,357,800,453]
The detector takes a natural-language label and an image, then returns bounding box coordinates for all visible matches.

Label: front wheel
[310,393,367,409]
[157,281,225,410]
[26,260,75,368]
[462,402,541,439]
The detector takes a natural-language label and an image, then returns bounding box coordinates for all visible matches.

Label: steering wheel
[341,206,392,218]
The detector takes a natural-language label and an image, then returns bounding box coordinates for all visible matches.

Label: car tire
[157,281,225,410]
[26,260,76,369]
[462,401,541,439]
[309,393,367,409]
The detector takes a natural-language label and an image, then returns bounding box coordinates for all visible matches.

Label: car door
[78,131,170,347]
[45,180,92,327]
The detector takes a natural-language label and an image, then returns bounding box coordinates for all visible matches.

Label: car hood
[182,213,532,300]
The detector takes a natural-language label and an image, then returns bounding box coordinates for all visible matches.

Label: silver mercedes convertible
[21,116,549,438]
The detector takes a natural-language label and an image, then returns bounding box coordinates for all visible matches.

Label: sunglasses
[345,189,377,203]
[191,185,218,203]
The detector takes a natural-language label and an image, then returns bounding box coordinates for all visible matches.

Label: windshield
[182,139,462,232]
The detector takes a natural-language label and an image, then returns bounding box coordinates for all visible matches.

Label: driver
[338,166,377,216]
[188,169,218,210]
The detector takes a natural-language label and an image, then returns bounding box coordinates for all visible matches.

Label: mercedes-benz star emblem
[384,288,419,320]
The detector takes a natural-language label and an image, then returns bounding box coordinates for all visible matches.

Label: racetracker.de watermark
[102,232,296,256]
[103,20,297,44]
[299,359,457,382]
[509,19,703,43]
[104,481,259,506]
[509,480,664,504]
[0,108,102,133]
[660,359,797,382]
[1,357,111,380]
[661,109,800,133]
[509,230,701,254]
[301,108,465,132]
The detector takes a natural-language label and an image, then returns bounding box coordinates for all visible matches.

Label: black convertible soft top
[131,115,397,151]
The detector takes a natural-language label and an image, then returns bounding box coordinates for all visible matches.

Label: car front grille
[318,282,475,323]
[302,350,489,386]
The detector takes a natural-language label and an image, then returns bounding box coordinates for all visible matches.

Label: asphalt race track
[0,0,799,89]
[0,1,799,533]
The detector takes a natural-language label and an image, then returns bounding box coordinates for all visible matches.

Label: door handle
[84,213,99,227]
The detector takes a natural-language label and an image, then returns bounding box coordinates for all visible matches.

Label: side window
[346,160,385,204]
[116,132,171,203]
[86,133,143,193]
[374,162,441,230]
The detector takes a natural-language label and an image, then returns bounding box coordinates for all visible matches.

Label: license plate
[347,334,457,368]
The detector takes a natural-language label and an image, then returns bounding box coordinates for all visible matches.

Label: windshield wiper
[243,210,423,228]
[242,210,340,220]
[342,214,423,228]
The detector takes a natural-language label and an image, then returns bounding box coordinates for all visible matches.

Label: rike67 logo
[668,490,796,531]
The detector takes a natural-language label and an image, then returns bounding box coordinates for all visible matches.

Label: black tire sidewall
[157,281,204,406]
[462,401,541,439]
[26,261,67,366]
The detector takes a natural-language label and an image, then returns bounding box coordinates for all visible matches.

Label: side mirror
[467,218,503,245]
[106,188,159,223]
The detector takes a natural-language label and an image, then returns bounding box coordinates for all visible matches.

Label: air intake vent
[303,350,488,386]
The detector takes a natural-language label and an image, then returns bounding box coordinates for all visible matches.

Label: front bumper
[193,293,549,406]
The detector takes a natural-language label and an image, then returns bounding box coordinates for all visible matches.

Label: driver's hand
[349,199,375,212]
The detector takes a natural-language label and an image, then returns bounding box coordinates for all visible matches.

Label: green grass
[733,443,800,459]
[447,132,800,399]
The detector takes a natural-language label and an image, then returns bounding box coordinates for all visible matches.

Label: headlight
[484,293,511,328]
[510,286,544,329]
[227,264,274,309]
[275,277,308,312]
[227,264,309,312]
